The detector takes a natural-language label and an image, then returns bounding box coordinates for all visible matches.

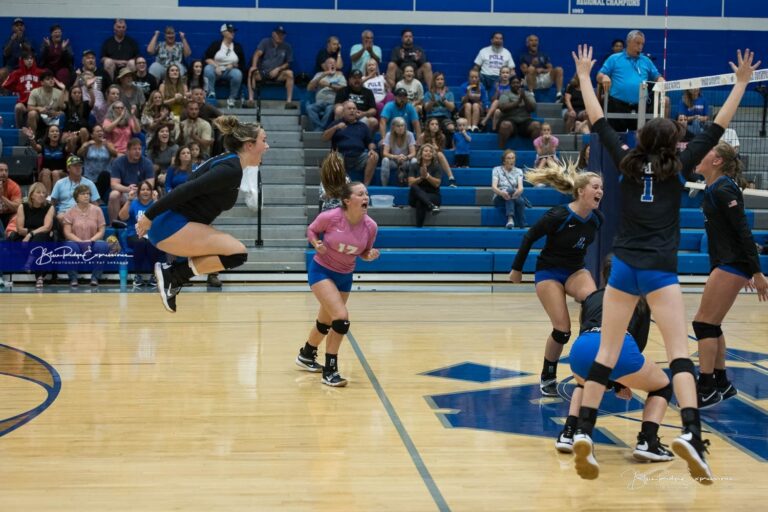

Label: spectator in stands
[362,58,391,116]
[418,117,458,185]
[146,26,192,80]
[133,56,158,97]
[118,179,163,287]
[519,34,564,99]
[103,101,140,155]
[0,18,34,88]
[203,23,246,107]
[3,52,44,133]
[721,127,740,153]
[480,65,513,131]
[423,72,456,136]
[158,63,188,117]
[147,124,179,192]
[164,145,193,193]
[39,24,73,86]
[597,30,664,132]
[177,101,213,154]
[324,100,379,186]
[9,182,54,287]
[473,32,515,95]
[78,124,116,201]
[248,25,296,109]
[497,76,540,149]
[380,88,422,142]
[408,143,442,227]
[563,74,589,134]
[599,38,625,70]
[50,155,100,222]
[395,64,424,117]
[26,124,68,194]
[75,52,110,125]
[334,69,377,131]
[62,86,92,152]
[381,117,417,186]
[93,84,121,126]
[307,57,347,132]
[62,183,108,287]
[0,162,22,231]
[492,149,527,229]
[26,69,66,136]
[188,85,222,123]
[460,68,488,132]
[533,122,560,168]
[350,30,382,75]
[77,49,111,94]
[101,18,139,80]
[189,141,205,170]
[453,118,472,167]
[675,88,709,135]
[142,90,171,135]
[576,142,591,170]
[315,36,343,73]
[186,60,207,93]
[386,28,432,91]
[108,138,154,223]
[116,67,146,114]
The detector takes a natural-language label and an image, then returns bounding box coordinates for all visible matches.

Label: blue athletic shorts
[147,210,190,246]
[717,264,751,280]
[535,267,579,286]
[307,258,354,292]
[569,330,646,381]
[608,255,678,296]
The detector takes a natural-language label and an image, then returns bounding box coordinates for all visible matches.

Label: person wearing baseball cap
[380,87,422,141]
[332,68,377,132]
[248,25,297,109]
[50,155,101,221]
[202,22,246,107]
[0,16,34,85]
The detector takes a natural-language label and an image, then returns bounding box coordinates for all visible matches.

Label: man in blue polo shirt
[323,100,379,185]
[597,30,665,132]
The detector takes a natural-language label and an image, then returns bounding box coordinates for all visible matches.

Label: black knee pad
[218,253,248,270]
[576,383,584,389]
[586,362,613,386]
[551,329,572,345]
[669,358,696,377]
[331,319,350,335]
[692,321,722,340]
[648,382,673,402]
[315,320,331,335]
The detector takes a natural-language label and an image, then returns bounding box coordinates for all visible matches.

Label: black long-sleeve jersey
[703,175,762,276]
[144,153,242,225]
[579,288,651,353]
[511,205,604,272]
[592,117,725,272]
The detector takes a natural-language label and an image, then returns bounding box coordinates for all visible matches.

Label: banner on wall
[571,0,646,15]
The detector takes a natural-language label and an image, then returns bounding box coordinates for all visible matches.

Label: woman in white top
[381,116,417,186]
[395,64,424,116]
[362,58,392,116]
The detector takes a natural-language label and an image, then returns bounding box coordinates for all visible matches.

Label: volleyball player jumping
[509,163,604,396]
[692,142,768,408]
[570,45,758,484]
[136,115,268,313]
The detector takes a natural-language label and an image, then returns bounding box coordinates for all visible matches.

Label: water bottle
[119,261,128,291]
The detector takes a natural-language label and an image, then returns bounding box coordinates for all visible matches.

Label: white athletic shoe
[671,431,713,485]
[555,424,575,453]
[573,433,599,480]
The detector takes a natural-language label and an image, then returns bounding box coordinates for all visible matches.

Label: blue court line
[347,332,451,512]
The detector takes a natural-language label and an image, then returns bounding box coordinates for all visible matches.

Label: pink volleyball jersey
[307,208,378,274]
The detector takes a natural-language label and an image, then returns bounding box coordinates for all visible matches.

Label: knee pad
[586,362,613,386]
[331,319,350,335]
[551,329,572,345]
[669,358,696,377]
[648,382,673,402]
[218,253,247,270]
[315,320,331,335]
[576,383,584,389]
[692,321,722,340]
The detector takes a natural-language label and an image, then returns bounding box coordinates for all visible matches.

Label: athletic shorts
[717,264,751,280]
[308,258,353,292]
[147,210,190,246]
[535,267,580,286]
[608,255,678,296]
[569,330,645,381]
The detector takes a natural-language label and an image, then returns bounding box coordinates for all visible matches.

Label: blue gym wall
[2,0,767,86]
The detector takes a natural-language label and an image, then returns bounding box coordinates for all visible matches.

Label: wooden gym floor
[0,289,766,511]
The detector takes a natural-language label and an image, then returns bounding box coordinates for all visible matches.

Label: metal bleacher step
[242,247,307,271]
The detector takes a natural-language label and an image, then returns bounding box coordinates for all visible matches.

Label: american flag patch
[728,200,738,208]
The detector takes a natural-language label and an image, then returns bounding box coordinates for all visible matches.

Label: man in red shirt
[2,52,45,133]
[0,162,22,232]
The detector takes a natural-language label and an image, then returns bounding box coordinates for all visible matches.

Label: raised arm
[572,45,604,125]
[713,49,760,129]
